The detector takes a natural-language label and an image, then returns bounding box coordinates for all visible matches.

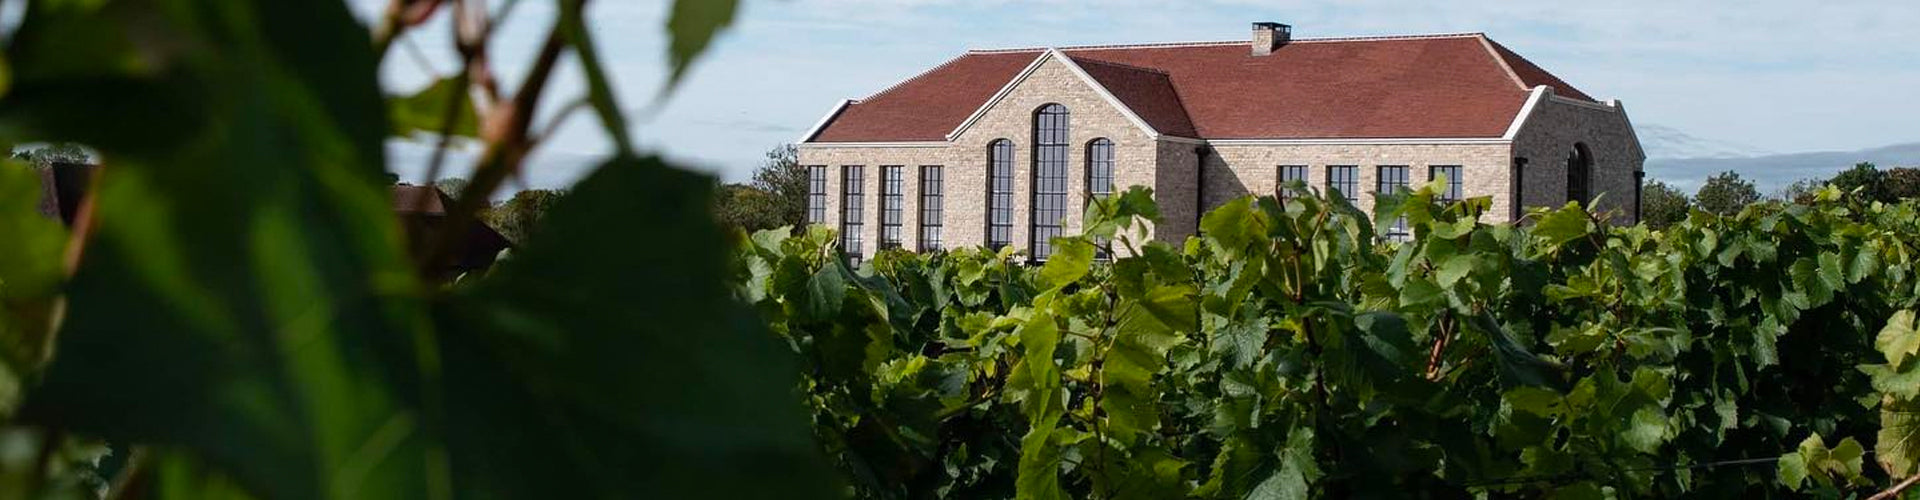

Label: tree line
[1643,162,1920,229]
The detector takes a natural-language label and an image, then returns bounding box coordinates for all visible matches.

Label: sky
[354,0,1920,190]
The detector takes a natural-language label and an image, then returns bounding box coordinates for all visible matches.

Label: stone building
[797,23,1644,261]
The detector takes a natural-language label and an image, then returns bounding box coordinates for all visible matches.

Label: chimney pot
[1251,22,1291,56]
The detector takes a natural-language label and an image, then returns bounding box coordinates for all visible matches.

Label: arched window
[987,139,1015,249]
[1086,138,1115,259]
[1566,143,1593,205]
[1086,138,1115,200]
[1032,104,1070,260]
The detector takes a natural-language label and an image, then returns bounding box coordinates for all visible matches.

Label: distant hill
[1644,141,1920,192]
[1637,124,1772,160]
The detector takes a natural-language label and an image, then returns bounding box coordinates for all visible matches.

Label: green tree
[713,182,786,232]
[482,188,566,245]
[1695,170,1762,215]
[1776,177,1826,204]
[1886,167,1920,200]
[1640,179,1691,229]
[752,143,808,227]
[1831,162,1887,202]
[434,176,471,199]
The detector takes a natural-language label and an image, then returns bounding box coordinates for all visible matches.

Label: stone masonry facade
[800,38,1644,260]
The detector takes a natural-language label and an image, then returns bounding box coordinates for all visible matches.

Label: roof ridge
[967,32,1488,54]
[1064,55,1171,76]
[858,51,1038,103]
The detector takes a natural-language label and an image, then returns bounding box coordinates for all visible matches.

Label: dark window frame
[1377,165,1410,241]
[1567,143,1593,205]
[987,139,1015,250]
[1087,138,1115,200]
[1327,165,1359,203]
[806,165,828,224]
[1030,104,1070,261]
[1430,165,1463,203]
[919,165,944,252]
[840,165,865,261]
[879,165,904,250]
[1278,165,1309,202]
[1087,138,1116,260]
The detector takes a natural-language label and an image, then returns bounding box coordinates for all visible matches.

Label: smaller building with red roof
[799,23,1644,261]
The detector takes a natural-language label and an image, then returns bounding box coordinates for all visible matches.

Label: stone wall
[799,71,1646,259]
[800,54,1157,259]
[1510,90,1646,224]
[1203,142,1516,222]
[796,145,953,259]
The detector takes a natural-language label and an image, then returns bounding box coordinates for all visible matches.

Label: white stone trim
[1207,137,1510,146]
[797,98,853,143]
[1158,135,1207,145]
[798,141,948,149]
[944,49,1162,142]
[1501,86,1550,141]
[943,52,1050,142]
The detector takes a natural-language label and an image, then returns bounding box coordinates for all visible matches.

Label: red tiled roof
[808,34,1600,142]
[1484,38,1596,102]
[810,51,1042,142]
[1070,56,1198,137]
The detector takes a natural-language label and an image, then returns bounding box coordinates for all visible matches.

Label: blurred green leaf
[440,156,837,498]
[663,0,738,93]
[388,76,479,139]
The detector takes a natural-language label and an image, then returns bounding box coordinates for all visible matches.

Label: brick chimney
[1251,22,1291,56]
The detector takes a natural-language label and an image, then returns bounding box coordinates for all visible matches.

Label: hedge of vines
[735,182,1920,498]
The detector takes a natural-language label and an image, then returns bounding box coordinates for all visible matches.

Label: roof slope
[1070,57,1198,137]
[809,33,1599,142]
[810,51,1041,142]
[1485,39,1595,102]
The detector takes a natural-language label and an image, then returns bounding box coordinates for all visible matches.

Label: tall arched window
[1086,138,1115,259]
[1566,143,1593,205]
[1031,104,1069,260]
[1087,138,1115,200]
[987,139,1015,250]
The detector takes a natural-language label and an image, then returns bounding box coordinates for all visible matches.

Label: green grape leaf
[1532,202,1593,247]
[387,76,479,139]
[1879,310,1920,367]
[1038,237,1094,289]
[1777,450,1809,490]
[1880,396,1920,478]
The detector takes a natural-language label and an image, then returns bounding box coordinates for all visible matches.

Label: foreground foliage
[0,0,838,498]
[739,182,1920,498]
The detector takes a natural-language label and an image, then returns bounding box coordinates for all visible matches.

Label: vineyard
[737,182,1920,498]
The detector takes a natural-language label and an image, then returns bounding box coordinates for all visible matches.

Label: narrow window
[840,165,864,262]
[988,139,1015,250]
[1087,138,1115,260]
[1567,144,1592,205]
[1327,165,1359,204]
[1430,165,1463,203]
[1087,138,1115,200]
[1512,158,1529,220]
[1031,104,1069,261]
[1378,165,1410,241]
[806,165,827,224]
[1633,169,1645,224]
[919,165,944,251]
[1278,165,1308,202]
[880,165,903,250]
